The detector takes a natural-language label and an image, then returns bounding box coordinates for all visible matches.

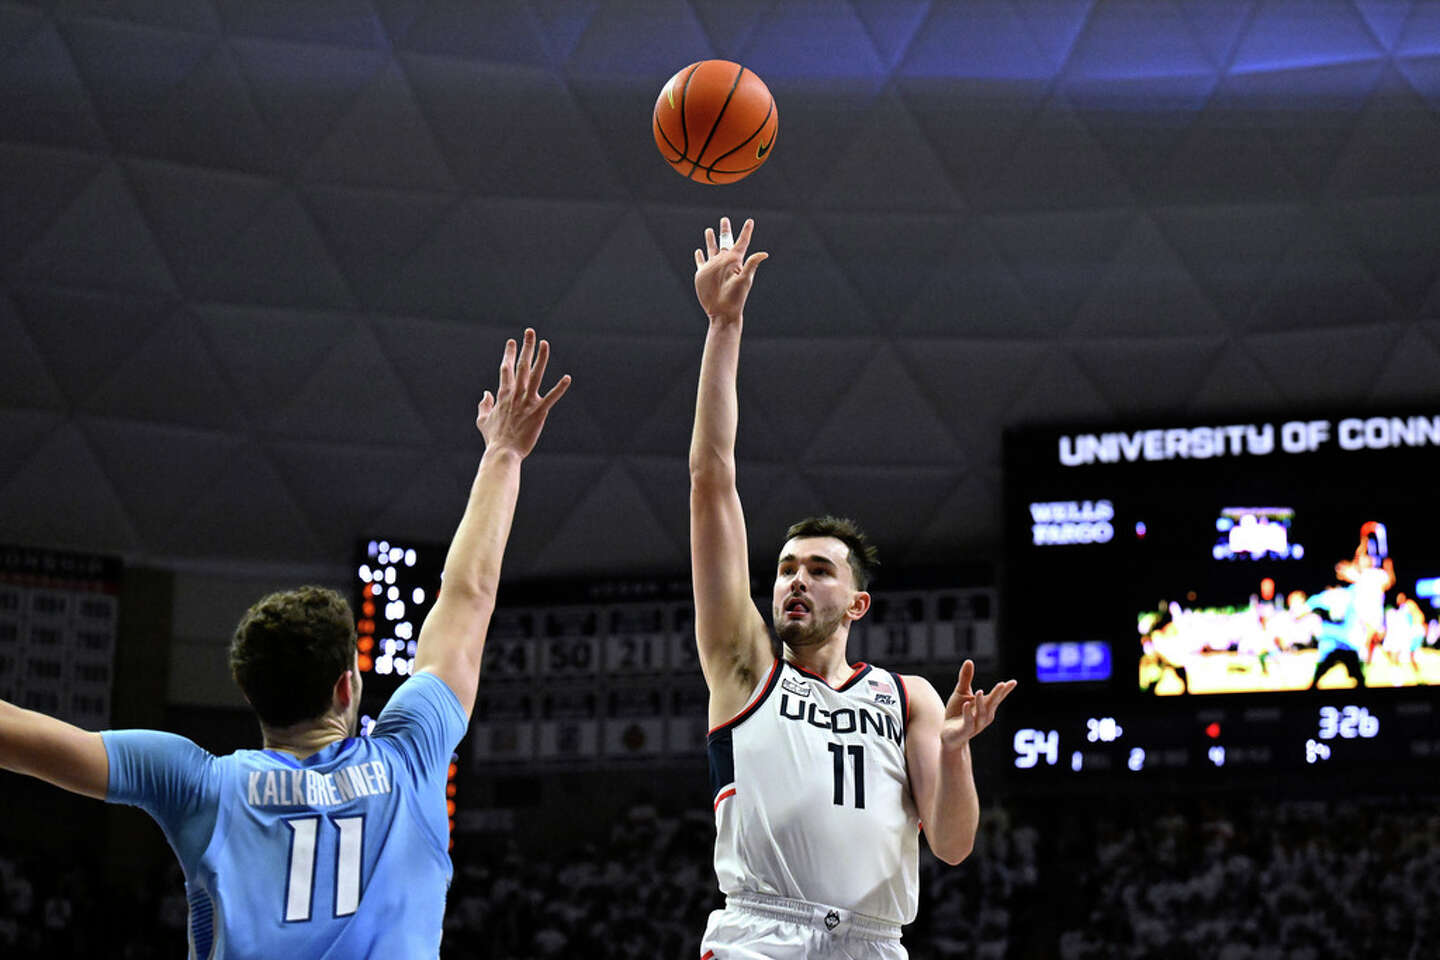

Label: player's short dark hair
[229,586,356,728]
[784,515,880,590]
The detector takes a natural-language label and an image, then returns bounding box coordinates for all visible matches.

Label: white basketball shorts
[700,893,908,960]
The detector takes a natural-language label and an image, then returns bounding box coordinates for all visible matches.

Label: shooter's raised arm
[689,218,772,721]
[413,329,570,719]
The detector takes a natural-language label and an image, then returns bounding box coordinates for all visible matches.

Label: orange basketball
[653,60,777,184]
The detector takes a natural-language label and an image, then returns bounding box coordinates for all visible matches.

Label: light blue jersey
[103,670,467,959]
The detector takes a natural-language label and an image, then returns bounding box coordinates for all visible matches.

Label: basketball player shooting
[689,218,1017,959]
[0,330,568,957]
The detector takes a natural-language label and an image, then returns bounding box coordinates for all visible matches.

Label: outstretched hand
[694,216,768,322]
[941,660,1017,751]
[476,328,571,457]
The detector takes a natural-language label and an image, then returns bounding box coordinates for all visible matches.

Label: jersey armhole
[707,658,781,736]
[894,672,911,728]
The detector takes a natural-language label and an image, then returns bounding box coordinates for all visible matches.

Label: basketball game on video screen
[1005,412,1440,699]
[1000,411,1440,785]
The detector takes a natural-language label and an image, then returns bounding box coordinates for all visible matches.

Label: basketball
[653,60,778,184]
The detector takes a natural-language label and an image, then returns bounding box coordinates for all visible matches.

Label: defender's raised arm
[413,329,570,719]
[688,217,773,721]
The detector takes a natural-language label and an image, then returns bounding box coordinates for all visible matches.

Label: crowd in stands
[2,792,1435,958]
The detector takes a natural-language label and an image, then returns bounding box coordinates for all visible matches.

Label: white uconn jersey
[708,659,919,925]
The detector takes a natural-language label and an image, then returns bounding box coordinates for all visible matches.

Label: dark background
[2,2,1439,957]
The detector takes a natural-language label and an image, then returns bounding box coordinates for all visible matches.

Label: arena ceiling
[2,0,1438,582]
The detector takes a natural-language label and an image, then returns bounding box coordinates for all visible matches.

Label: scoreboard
[1002,410,1440,791]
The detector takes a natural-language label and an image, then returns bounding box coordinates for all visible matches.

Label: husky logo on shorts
[824,910,841,930]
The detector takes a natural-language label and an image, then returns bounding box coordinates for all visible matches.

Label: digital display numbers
[1007,700,1431,787]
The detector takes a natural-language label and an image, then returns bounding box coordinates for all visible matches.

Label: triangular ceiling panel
[1069,335,1231,416]
[79,309,244,431]
[1396,5,1440,56]
[530,461,679,577]
[545,210,700,335]
[0,21,108,149]
[897,222,1042,337]
[799,465,967,560]
[1175,0,1260,68]
[10,286,179,407]
[1070,214,1228,337]
[298,62,458,191]
[1005,349,1117,427]
[191,188,356,308]
[230,36,390,173]
[619,454,692,562]
[58,17,218,152]
[984,208,1136,326]
[547,333,697,452]
[802,348,964,467]
[738,1,887,82]
[15,164,177,294]
[729,463,828,565]
[1063,74,1218,197]
[79,419,242,555]
[195,303,351,427]
[1065,1,1216,79]
[168,441,322,563]
[903,471,1000,566]
[123,158,280,294]
[267,440,432,557]
[1353,0,1416,51]
[55,0,221,32]
[723,213,875,337]
[215,0,388,48]
[1186,341,1289,410]
[898,339,1052,455]
[809,213,962,329]
[301,185,455,305]
[1250,212,1396,331]
[502,453,615,578]
[737,338,876,459]
[1152,202,1309,326]
[0,293,64,411]
[0,144,104,267]
[848,1,931,71]
[683,0,769,58]
[367,314,613,456]
[398,52,625,199]
[564,3,710,76]
[1227,60,1384,196]
[1229,0,1384,73]
[812,90,965,214]
[400,0,548,65]
[1327,62,1440,198]
[1244,324,1406,406]
[527,0,603,64]
[122,43,282,173]
[1333,194,1440,313]
[901,2,1049,78]
[267,320,431,445]
[0,409,68,487]
[1367,320,1440,400]
[0,423,139,553]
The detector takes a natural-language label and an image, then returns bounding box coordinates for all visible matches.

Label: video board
[1003,411,1440,787]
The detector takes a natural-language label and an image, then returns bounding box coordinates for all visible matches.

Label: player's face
[773,536,860,648]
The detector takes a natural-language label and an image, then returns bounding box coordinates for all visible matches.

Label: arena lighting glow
[355,539,442,677]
